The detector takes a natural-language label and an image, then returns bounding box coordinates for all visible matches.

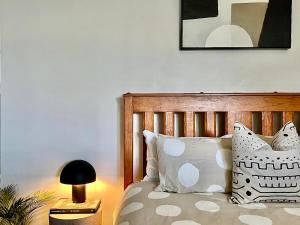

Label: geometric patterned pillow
[272,121,300,151]
[231,122,300,204]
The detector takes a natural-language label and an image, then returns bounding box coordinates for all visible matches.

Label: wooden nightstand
[49,207,102,225]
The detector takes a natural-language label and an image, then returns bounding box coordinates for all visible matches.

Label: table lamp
[60,160,96,203]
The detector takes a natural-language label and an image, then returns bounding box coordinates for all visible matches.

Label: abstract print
[181,0,292,49]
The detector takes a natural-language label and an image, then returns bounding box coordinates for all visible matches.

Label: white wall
[1,0,300,225]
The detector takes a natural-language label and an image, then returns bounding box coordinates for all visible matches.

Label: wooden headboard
[123,93,300,189]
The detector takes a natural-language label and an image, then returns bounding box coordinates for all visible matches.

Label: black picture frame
[179,0,292,50]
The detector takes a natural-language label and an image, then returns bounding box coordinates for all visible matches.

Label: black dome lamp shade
[60,160,96,203]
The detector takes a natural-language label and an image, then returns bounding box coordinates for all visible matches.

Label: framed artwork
[180,0,292,50]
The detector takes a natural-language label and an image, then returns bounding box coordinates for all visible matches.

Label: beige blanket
[115,181,300,225]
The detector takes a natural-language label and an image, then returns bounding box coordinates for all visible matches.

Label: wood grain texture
[184,112,195,137]
[123,93,300,189]
[227,111,252,134]
[283,111,294,124]
[163,112,174,136]
[131,95,300,112]
[262,112,273,136]
[124,96,133,189]
[143,112,154,131]
[204,112,216,137]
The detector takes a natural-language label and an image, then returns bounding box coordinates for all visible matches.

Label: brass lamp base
[72,184,86,203]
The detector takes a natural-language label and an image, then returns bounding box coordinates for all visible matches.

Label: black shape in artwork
[258,0,292,48]
[182,0,218,20]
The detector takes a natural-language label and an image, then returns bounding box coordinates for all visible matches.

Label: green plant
[0,185,53,225]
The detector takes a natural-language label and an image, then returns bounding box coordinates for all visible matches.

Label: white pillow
[143,130,159,182]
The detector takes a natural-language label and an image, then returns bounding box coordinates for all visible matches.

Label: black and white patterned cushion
[272,122,300,151]
[231,122,300,204]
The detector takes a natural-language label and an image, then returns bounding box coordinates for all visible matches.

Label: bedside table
[49,207,102,225]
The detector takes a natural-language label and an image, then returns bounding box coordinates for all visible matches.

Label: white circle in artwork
[195,201,220,213]
[178,163,199,188]
[206,184,224,193]
[124,187,142,201]
[284,208,300,216]
[148,191,170,199]
[239,203,267,210]
[205,25,253,48]
[172,220,201,225]
[164,139,186,157]
[216,149,232,170]
[156,205,182,217]
[119,222,130,225]
[120,202,144,216]
[239,215,272,225]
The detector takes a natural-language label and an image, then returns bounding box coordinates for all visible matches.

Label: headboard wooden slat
[227,111,253,134]
[123,93,300,189]
[204,112,216,137]
[163,112,174,136]
[262,112,274,136]
[283,111,294,124]
[143,112,154,131]
[184,112,195,137]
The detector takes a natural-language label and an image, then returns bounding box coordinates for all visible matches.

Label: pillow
[271,121,300,151]
[143,130,159,182]
[155,134,232,193]
[231,122,300,204]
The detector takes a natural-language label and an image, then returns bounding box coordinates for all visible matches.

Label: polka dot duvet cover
[115,181,300,225]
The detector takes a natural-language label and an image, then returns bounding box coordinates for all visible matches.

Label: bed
[115,93,300,225]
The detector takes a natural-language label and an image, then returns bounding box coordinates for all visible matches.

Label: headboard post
[124,95,133,189]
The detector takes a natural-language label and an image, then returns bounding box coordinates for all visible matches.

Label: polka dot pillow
[155,134,232,193]
[231,122,300,204]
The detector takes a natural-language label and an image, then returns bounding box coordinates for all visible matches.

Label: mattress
[114,181,300,225]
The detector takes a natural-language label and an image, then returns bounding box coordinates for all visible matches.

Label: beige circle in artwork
[120,202,144,216]
[239,215,272,225]
[205,25,253,48]
[178,163,199,188]
[156,205,182,217]
[195,201,220,213]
